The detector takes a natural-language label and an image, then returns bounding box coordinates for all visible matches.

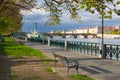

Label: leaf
[116,1,120,4]
[107,11,112,14]
[116,10,120,15]
[80,5,85,9]
[89,10,95,14]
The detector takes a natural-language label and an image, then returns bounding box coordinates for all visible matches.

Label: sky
[20,1,120,33]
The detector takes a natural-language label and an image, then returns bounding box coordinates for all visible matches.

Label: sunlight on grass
[24,76,42,80]
[11,71,19,80]
[68,75,95,80]
[0,37,45,58]
[44,67,53,72]
[1,37,15,43]
[43,61,50,64]
[11,71,42,80]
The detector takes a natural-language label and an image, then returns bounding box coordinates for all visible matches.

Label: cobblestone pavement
[21,40,120,80]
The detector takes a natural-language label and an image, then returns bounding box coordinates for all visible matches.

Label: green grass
[11,71,42,80]
[68,75,95,80]
[44,67,53,72]
[1,37,15,43]
[25,76,42,80]
[11,72,19,80]
[0,37,45,58]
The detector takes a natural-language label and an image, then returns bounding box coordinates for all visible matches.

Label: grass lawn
[0,37,45,58]
[68,75,95,80]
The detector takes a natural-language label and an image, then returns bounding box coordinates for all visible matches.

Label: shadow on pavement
[79,65,112,74]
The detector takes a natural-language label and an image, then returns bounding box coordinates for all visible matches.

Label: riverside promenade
[20,39,120,80]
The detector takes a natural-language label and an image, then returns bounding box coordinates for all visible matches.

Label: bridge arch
[43,33,98,39]
[77,35,85,38]
[66,35,74,38]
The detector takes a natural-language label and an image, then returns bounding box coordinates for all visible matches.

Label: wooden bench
[52,52,79,73]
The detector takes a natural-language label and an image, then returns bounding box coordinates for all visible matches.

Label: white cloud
[61,12,97,24]
[21,8,49,24]
[20,8,48,16]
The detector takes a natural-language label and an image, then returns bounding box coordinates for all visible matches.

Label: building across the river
[59,25,120,34]
[61,26,101,34]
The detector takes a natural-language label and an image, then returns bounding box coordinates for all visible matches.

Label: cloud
[20,8,48,16]
[21,7,49,24]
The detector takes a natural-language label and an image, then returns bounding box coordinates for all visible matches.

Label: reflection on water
[50,38,120,45]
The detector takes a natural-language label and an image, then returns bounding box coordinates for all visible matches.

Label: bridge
[43,33,99,38]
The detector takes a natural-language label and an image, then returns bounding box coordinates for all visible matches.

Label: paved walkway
[18,39,120,80]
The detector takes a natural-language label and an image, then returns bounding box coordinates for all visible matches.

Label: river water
[50,37,120,45]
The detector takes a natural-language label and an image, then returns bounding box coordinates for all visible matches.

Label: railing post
[25,37,27,41]
[65,40,67,50]
[99,44,106,58]
[42,38,45,44]
[48,39,51,46]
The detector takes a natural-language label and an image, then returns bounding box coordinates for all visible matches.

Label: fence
[67,41,100,56]
[17,36,120,61]
[105,44,120,61]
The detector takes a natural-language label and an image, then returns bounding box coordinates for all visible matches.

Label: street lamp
[87,0,105,58]
[84,0,105,58]
[35,22,37,32]
[20,20,24,32]
[101,0,105,58]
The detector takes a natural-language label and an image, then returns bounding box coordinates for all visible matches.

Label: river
[50,37,120,45]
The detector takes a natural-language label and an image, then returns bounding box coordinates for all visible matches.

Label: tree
[0,0,36,35]
[0,0,36,15]
[0,3,21,35]
[110,30,120,35]
[40,0,120,26]
[0,16,22,35]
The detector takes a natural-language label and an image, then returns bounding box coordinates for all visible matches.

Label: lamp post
[35,22,37,32]
[20,21,24,32]
[101,0,105,58]
[85,0,105,58]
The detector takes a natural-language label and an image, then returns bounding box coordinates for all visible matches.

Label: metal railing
[105,44,120,61]
[50,40,65,48]
[18,36,120,61]
[67,41,100,56]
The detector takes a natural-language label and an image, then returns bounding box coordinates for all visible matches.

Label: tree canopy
[41,0,120,26]
[0,0,120,35]
[0,0,36,35]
